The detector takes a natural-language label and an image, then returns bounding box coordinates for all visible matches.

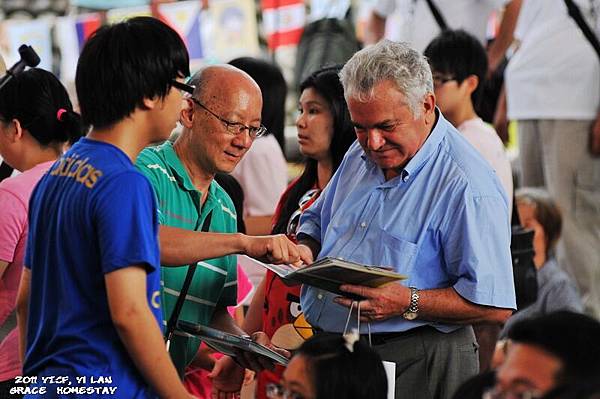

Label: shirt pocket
[379,230,419,284]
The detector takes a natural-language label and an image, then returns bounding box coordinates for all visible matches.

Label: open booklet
[241,256,407,300]
[177,321,289,366]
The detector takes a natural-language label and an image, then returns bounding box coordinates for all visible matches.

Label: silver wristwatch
[402,287,420,320]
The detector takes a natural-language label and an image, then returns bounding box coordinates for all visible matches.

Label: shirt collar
[402,108,447,181]
[161,141,215,197]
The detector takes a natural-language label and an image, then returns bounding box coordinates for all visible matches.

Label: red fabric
[256,181,319,399]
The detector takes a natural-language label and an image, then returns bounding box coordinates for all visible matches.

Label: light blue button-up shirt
[297,111,516,334]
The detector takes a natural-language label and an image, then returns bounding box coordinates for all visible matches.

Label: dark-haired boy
[424,29,513,209]
[17,17,193,398]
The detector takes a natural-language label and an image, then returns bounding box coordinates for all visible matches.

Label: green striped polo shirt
[136,141,237,375]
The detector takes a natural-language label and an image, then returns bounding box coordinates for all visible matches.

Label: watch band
[402,287,420,320]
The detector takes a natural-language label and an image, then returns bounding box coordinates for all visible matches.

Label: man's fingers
[339,283,375,298]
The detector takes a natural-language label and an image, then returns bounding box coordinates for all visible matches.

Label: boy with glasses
[17,17,193,398]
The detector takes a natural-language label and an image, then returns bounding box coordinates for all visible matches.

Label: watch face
[403,311,417,320]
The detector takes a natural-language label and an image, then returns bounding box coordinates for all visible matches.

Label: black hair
[295,333,387,399]
[228,57,287,153]
[75,16,190,130]
[508,311,600,384]
[424,29,488,105]
[0,68,83,146]
[272,65,355,235]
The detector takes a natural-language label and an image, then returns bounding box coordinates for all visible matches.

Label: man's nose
[367,129,386,151]
[233,129,254,148]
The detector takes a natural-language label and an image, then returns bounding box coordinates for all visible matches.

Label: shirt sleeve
[442,191,516,309]
[0,188,27,263]
[92,170,160,275]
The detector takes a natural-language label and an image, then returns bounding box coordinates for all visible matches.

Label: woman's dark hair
[272,65,355,235]
[76,16,190,130]
[515,187,563,258]
[295,333,387,399]
[228,57,287,153]
[0,68,83,146]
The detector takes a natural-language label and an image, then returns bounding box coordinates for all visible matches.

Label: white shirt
[373,0,507,52]
[505,0,600,120]
[458,118,513,212]
[231,134,288,217]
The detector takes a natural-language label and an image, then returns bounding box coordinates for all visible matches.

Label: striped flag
[157,1,203,60]
[75,13,102,51]
[261,0,305,50]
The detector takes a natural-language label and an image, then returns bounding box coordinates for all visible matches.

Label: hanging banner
[157,0,203,60]
[261,0,305,50]
[106,5,152,24]
[202,0,260,63]
[0,18,53,72]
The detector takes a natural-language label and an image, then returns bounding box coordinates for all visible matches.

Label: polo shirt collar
[161,141,212,196]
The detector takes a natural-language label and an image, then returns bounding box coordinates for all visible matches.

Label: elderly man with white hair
[296,40,516,399]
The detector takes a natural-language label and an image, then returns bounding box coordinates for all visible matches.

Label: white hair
[339,40,433,118]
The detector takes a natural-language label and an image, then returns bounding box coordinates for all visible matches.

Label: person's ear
[180,98,194,129]
[6,119,24,143]
[461,75,479,96]
[142,96,159,111]
[423,92,436,115]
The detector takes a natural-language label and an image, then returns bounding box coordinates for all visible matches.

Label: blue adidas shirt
[24,138,161,398]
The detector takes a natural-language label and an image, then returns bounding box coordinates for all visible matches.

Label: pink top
[0,160,54,382]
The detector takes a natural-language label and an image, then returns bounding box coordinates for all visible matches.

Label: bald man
[136,65,305,397]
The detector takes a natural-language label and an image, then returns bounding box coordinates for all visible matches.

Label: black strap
[165,211,213,345]
[564,0,600,61]
[511,191,520,226]
[424,0,449,31]
[0,161,14,183]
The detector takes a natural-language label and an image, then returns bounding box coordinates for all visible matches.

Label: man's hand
[242,234,305,266]
[590,111,600,156]
[209,355,244,399]
[234,331,290,372]
[334,282,410,322]
[297,244,315,266]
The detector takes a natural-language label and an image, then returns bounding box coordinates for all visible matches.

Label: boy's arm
[16,267,31,363]
[105,265,192,399]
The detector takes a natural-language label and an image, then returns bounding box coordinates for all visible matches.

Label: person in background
[296,40,515,399]
[16,17,193,398]
[501,0,600,317]
[228,57,288,236]
[0,68,82,398]
[499,188,583,337]
[242,65,356,399]
[487,311,600,398]
[424,29,514,371]
[424,29,512,209]
[267,332,388,399]
[364,0,515,52]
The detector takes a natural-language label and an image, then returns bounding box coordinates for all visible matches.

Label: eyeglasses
[432,73,456,88]
[266,383,306,399]
[190,97,267,139]
[171,79,195,95]
[483,386,543,399]
[170,79,267,139]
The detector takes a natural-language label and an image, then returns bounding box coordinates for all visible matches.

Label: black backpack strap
[424,0,449,31]
[0,161,14,183]
[165,211,213,347]
[564,0,600,61]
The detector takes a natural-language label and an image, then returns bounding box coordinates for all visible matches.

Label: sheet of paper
[382,360,396,399]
